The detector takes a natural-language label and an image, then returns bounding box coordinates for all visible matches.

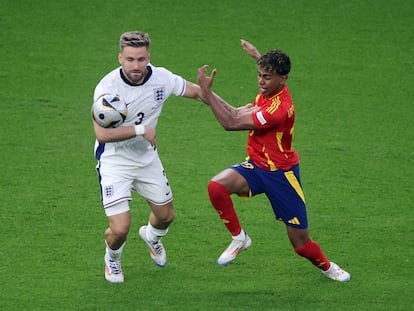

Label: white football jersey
[93,64,186,167]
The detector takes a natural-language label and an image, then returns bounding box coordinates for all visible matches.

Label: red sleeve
[252,99,287,130]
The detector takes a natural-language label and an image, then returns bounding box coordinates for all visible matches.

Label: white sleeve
[174,76,186,97]
[157,66,186,97]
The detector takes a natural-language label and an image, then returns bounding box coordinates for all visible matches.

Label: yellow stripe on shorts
[284,171,306,203]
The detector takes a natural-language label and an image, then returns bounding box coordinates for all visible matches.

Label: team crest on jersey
[104,185,114,198]
[153,87,166,103]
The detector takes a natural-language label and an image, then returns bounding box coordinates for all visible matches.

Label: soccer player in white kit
[92,31,207,283]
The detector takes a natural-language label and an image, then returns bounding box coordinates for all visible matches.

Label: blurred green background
[1,0,413,310]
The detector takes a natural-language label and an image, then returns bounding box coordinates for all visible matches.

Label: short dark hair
[257,49,291,75]
[119,31,150,51]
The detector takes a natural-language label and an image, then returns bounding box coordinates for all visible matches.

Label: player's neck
[120,66,152,86]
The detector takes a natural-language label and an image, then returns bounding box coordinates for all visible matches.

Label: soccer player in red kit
[196,40,350,282]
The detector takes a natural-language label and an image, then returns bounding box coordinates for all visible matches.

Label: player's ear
[118,52,122,65]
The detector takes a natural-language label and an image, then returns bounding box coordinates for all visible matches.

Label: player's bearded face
[119,46,150,85]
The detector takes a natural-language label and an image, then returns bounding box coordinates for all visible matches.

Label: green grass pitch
[1,0,413,310]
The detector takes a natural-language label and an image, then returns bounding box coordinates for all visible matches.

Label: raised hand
[197,65,217,92]
[240,39,261,60]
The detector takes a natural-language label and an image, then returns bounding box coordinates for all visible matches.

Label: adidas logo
[288,217,300,225]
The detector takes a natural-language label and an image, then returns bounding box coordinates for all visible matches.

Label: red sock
[294,239,331,271]
[207,180,242,236]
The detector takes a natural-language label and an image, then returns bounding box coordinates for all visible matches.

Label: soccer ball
[92,94,127,128]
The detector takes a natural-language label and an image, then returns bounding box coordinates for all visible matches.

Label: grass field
[1,0,413,310]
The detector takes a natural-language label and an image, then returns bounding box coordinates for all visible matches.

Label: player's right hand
[143,125,157,150]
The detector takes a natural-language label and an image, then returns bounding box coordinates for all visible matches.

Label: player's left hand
[197,65,217,92]
[240,39,261,60]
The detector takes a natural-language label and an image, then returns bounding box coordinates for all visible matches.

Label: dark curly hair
[256,49,291,75]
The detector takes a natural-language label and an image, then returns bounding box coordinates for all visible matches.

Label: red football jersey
[248,85,299,171]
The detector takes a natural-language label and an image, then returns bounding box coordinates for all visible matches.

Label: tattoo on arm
[218,98,239,117]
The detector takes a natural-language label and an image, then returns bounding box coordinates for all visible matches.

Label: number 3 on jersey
[135,112,145,125]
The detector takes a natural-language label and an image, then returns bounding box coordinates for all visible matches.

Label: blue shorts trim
[231,161,308,229]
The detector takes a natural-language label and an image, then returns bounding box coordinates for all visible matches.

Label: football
[92,94,127,128]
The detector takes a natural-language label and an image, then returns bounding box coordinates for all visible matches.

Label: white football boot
[139,226,167,267]
[217,232,252,265]
[104,255,124,283]
[323,262,351,282]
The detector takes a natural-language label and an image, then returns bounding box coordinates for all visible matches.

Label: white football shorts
[97,154,173,216]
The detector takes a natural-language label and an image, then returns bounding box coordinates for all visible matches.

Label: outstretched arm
[183,81,209,104]
[183,80,235,110]
[197,65,257,131]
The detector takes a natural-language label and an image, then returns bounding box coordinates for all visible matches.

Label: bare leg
[105,211,131,250]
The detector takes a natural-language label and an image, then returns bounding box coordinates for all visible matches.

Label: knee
[160,202,175,224]
[151,202,175,225]
[109,222,130,239]
[207,180,216,194]
[287,227,310,249]
[162,210,174,224]
[208,180,227,198]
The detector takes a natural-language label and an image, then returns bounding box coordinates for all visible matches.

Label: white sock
[105,240,125,261]
[146,222,169,242]
[232,229,246,241]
